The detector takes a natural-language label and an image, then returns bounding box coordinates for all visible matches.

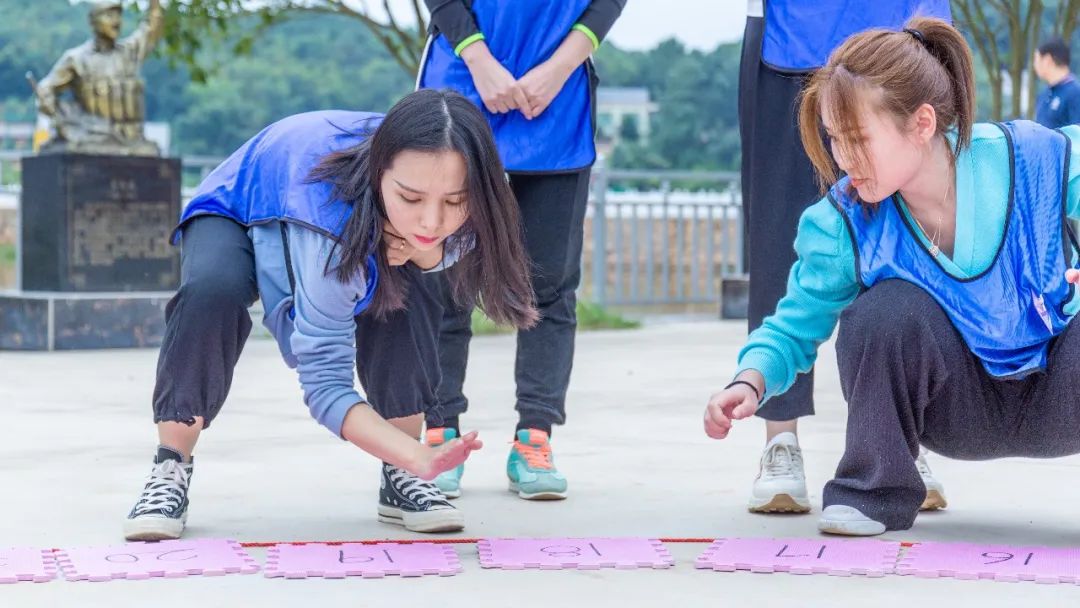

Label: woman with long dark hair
[123,89,536,540]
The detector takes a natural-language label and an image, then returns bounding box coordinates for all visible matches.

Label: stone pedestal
[0,291,172,350]
[21,154,180,291]
[2,153,180,350]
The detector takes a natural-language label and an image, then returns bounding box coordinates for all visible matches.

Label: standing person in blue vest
[737,0,951,516]
[417,0,624,501]
[1034,37,1080,129]
[122,89,538,540]
[708,16,1080,535]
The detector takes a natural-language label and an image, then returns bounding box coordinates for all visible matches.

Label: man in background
[1034,37,1080,128]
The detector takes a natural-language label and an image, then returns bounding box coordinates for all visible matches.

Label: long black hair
[307,89,537,328]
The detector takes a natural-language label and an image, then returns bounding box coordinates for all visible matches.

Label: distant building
[596,86,659,157]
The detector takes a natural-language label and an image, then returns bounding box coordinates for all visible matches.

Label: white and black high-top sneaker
[377,463,464,533]
[123,446,193,541]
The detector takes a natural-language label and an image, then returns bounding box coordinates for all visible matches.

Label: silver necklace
[911,178,952,258]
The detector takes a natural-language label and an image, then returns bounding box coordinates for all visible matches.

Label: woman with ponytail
[122,89,537,541]
[705,17,1080,535]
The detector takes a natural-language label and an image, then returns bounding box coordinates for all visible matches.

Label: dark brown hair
[308,89,538,328]
[1037,37,1071,68]
[797,17,976,193]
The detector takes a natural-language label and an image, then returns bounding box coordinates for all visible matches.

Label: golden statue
[31,0,164,156]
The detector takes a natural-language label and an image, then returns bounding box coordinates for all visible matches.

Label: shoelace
[388,467,447,505]
[761,443,803,480]
[132,460,189,516]
[516,441,554,470]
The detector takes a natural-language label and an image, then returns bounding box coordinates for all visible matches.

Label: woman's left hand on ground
[516,60,573,120]
[416,430,483,480]
[1066,269,1080,285]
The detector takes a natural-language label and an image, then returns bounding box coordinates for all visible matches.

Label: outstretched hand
[703,385,760,440]
[1067,269,1080,286]
[415,431,483,480]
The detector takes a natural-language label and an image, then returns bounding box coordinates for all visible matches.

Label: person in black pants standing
[418,0,624,501]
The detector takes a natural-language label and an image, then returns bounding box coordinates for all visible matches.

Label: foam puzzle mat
[477,537,675,570]
[265,542,461,579]
[55,538,259,582]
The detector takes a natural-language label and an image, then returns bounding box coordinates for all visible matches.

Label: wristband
[724,380,761,401]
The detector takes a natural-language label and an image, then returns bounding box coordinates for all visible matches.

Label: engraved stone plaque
[20,153,180,291]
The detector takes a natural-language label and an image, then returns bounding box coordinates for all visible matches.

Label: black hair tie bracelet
[724,380,762,401]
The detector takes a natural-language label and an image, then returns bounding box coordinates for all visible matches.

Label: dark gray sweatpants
[152,215,446,429]
[825,280,1080,531]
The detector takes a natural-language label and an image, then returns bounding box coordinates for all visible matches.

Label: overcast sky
[606,0,746,50]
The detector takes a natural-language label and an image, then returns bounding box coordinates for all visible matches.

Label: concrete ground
[2,320,1080,606]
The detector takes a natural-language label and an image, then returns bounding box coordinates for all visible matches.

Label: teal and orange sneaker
[506,429,567,500]
[424,427,464,499]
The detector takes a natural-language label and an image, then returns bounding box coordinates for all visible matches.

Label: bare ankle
[765,419,798,443]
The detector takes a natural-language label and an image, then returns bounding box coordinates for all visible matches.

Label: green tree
[168,15,411,154]
[0,1,87,120]
[0,1,742,169]
[150,0,429,81]
[599,39,741,171]
[618,114,640,143]
[0,1,416,155]
[952,0,1080,120]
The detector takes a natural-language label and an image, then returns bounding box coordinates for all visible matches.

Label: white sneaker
[916,447,947,510]
[818,505,886,536]
[748,432,811,513]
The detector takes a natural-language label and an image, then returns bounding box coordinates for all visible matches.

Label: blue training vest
[762,0,952,73]
[832,121,1079,378]
[176,110,381,316]
[417,0,595,172]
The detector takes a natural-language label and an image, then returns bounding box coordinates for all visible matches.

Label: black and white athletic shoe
[123,446,193,541]
[377,462,464,533]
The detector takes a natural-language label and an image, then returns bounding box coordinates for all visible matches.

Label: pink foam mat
[265,543,462,579]
[0,547,58,584]
[55,538,259,582]
[695,538,901,577]
[477,537,674,570]
[897,541,1080,584]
